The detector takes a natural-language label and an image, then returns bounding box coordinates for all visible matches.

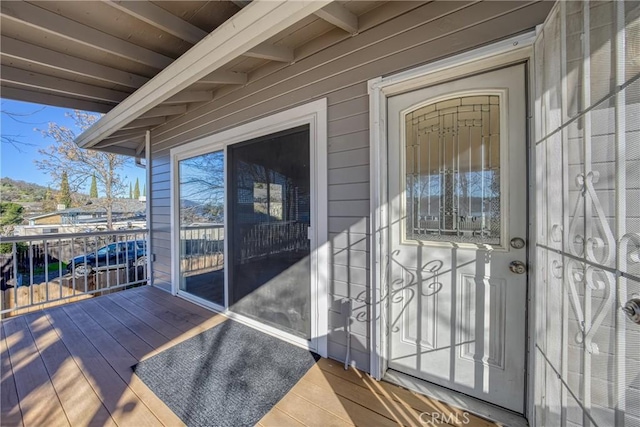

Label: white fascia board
[76,0,332,149]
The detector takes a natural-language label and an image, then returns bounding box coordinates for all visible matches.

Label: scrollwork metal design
[567,171,616,263]
[563,170,618,354]
[566,262,615,354]
[559,173,640,354]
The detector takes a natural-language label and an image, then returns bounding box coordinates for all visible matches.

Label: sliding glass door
[174,122,315,342]
[178,150,225,306]
[228,126,311,339]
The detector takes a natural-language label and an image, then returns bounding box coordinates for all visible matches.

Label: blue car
[67,240,147,276]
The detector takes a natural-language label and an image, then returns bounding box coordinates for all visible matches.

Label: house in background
[17,199,147,235]
[1,1,638,426]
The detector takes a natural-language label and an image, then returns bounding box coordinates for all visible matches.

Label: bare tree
[178,152,225,224]
[1,104,46,152]
[35,110,129,229]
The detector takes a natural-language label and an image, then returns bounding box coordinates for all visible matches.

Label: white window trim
[368,31,536,419]
[170,99,328,357]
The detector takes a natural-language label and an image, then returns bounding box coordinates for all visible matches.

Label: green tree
[143,183,146,197]
[35,110,129,229]
[89,174,98,198]
[133,178,140,199]
[0,202,24,240]
[0,202,23,226]
[129,183,133,199]
[42,185,57,212]
[58,171,72,208]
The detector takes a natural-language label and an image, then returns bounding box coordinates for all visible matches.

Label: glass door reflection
[178,150,225,306]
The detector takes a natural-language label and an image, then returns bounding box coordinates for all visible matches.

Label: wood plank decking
[1,286,497,427]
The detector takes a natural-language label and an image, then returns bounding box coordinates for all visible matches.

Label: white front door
[387,64,528,412]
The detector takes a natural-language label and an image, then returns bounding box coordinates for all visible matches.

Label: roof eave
[75,0,332,150]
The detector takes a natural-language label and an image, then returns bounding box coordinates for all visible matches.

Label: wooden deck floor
[1,286,498,427]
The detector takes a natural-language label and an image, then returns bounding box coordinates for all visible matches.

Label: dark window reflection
[229,126,311,339]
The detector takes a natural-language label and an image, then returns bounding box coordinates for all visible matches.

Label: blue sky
[1,99,146,194]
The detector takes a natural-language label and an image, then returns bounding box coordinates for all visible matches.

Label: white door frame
[169,99,329,357]
[368,31,538,418]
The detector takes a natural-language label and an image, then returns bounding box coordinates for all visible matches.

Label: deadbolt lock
[510,237,526,249]
[509,261,527,274]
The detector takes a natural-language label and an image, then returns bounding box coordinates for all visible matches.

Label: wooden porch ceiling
[0,286,498,427]
[0,0,382,156]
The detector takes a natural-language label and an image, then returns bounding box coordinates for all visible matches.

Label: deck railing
[240,221,309,261]
[180,225,224,276]
[0,229,149,316]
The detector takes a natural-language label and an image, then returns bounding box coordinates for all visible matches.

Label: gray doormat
[133,319,319,427]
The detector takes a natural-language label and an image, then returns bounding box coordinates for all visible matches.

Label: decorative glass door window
[404,94,503,245]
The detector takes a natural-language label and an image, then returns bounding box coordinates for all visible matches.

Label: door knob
[509,261,526,274]
[623,298,640,325]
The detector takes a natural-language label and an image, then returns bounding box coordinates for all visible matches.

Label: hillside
[0,177,52,202]
[0,178,90,216]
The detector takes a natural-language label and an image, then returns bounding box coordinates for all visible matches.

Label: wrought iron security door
[534,1,640,426]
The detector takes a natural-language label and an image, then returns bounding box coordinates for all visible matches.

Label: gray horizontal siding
[328,131,369,153]
[327,148,369,170]
[328,165,369,185]
[148,0,553,371]
[329,232,368,251]
[151,198,169,209]
[328,217,368,234]
[332,249,369,269]
[149,148,173,291]
[151,180,170,192]
[150,1,551,151]
[331,280,368,303]
[327,95,369,122]
[329,183,370,201]
[328,112,369,138]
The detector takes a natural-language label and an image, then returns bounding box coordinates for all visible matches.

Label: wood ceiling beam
[0,37,149,89]
[244,43,294,63]
[135,139,147,156]
[105,128,150,139]
[103,0,207,45]
[138,105,187,119]
[120,117,166,130]
[199,70,247,85]
[0,86,114,113]
[231,1,251,9]
[162,91,214,104]
[105,0,291,65]
[76,0,332,148]
[98,145,139,157]
[233,1,357,35]
[94,133,145,148]
[0,1,173,69]
[0,65,130,103]
[315,3,358,35]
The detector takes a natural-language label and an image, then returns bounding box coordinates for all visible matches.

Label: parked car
[67,240,147,276]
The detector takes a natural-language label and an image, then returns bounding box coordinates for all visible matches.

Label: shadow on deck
[0,286,497,427]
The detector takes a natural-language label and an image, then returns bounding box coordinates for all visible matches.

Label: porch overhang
[74,0,332,154]
[0,0,361,156]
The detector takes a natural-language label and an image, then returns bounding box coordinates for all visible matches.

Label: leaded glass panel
[404,94,502,245]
